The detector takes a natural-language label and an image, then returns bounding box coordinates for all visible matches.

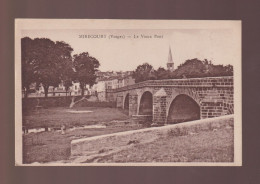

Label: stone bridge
[106,76,234,126]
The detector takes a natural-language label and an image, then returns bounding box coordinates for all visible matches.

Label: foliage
[170,58,233,79]
[133,59,233,83]
[132,63,157,83]
[21,37,74,97]
[155,67,171,80]
[21,37,38,97]
[73,52,100,96]
[170,58,208,79]
[61,59,75,96]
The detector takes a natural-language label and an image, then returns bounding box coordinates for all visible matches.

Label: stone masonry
[106,76,234,125]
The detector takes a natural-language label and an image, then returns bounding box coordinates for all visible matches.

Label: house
[122,75,135,86]
[90,73,135,101]
[25,70,135,98]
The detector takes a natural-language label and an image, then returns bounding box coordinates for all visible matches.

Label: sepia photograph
[15,19,242,166]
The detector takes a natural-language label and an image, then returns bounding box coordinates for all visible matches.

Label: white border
[15,19,242,166]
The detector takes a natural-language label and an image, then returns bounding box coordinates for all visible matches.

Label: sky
[21,28,238,72]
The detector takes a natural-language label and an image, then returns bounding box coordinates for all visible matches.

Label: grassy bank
[22,96,116,112]
[22,106,234,164]
[23,107,129,128]
[23,125,142,163]
[70,116,234,163]
[22,106,142,163]
[97,127,233,162]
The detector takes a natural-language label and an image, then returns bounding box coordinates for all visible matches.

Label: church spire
[168,46,173,63]
[167,46,174,71]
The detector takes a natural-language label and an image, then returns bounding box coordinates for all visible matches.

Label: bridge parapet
[106,76,233,93]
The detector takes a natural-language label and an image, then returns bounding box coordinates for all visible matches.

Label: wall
[106,76,234,125]
[71,115,234,157]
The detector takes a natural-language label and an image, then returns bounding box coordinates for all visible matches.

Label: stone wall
[106,76,234,125]
[106,76,233,93]
[129,92,138,116]
[71,115,234,158]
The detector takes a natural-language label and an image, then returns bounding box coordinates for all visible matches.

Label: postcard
[15,19,241,166]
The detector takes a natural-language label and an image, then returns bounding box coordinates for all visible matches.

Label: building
[167,46,174,72]
[23,69,134,98]
[36,82,93,97]
[91,74,135,101]
[122,75,135,86]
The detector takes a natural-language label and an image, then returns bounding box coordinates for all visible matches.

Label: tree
[224,64,233,75]
[62,62,75,96]
[171,58,207,78]
[31,38,73,97]
[132,63,156,83]
[156,67,170,80]
[54,41,75,96]
[21,37,37,98]
[73,52,100,96]
[170,58,233,79]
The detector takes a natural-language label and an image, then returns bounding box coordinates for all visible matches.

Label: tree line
[22,37,233,98]
[22,37,100,98]
[132,59,233,83]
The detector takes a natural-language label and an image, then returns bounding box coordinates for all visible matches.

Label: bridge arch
[167,94,200,124]
[123,93,129,110]
[139,91,153,115]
